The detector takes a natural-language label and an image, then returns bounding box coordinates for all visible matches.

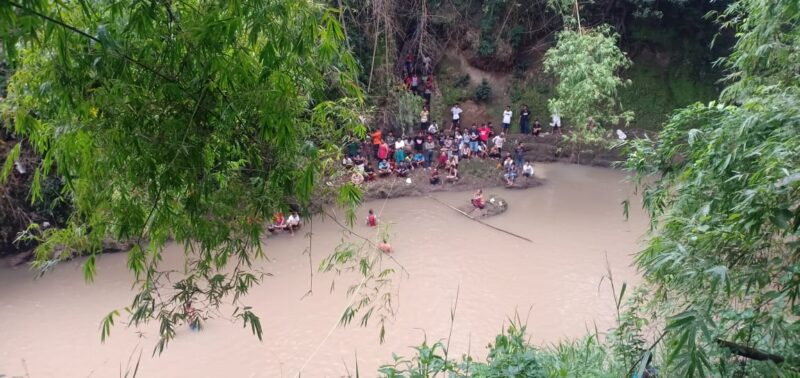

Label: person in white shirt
[492,132,506,150]
[550,111,562,134]
[394,138,406,163]
[427,120,438,135]
[502,106,513,133]
[450,104,463,129]
[286,212,301,234]
[522,161,535,177]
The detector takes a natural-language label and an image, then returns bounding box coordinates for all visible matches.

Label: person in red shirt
[378,141,389,161]
[478,123,491,143]
[268,211,285,232]
[471,189,486,211]
[366,209,377,227]
[437,148,448,168]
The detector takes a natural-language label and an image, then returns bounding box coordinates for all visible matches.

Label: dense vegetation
[1,0,365,351]
[377,0,800,377]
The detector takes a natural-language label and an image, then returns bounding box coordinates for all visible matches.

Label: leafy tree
[544,24,633,130]
[389,86,424,136]
[624,0,800,375]
[0,0,364,353]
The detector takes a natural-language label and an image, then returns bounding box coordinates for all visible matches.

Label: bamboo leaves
[1,0,364,351]
[544,24,633,129]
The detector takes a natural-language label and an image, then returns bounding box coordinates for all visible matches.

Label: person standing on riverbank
[551,111,562,135]
[492,132,506,151]
[468,125,480,153]
[478,123,492,144]
[450,104,463,130]
[371,128,383,159]
[420,105,430,131]
[514,141,524,167]
[519,105,530,134]
[424,135,436,168]
[502,106,513,133]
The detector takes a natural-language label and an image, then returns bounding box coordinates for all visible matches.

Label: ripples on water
[0,163,647,377]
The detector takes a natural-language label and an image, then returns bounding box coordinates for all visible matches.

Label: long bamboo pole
[426,195,533,243]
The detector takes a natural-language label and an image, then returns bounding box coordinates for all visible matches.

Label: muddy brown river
[0,164,648,377]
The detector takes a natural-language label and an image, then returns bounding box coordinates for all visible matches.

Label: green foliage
[474,79,492,102]
[472,322,546,377]
[389,86,424,136]
[0,0,363,353]
[716,0,800,98]
[453,73,471,88]
[544,25,633,129]
[623,0,800,375]
[509,79,552,132]
[378,315,633,377]
[618,58,717,130]
[319,223,397,344]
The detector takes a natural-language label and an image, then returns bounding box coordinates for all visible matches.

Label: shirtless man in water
[377,239,393,254]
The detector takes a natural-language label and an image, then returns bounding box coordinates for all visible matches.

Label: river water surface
[0,163,648,377]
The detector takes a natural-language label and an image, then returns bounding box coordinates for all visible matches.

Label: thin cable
[294,177,398,376]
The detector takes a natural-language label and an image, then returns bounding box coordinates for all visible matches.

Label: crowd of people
[342,113,540,189]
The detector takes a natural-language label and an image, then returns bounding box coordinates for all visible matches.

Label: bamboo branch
[716,339,785,364]
[426,195,533,243]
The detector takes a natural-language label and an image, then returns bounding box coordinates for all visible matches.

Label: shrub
[474,79,492,102]
[452,73,471,88]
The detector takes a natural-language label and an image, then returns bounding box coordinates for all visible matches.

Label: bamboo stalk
[426,195,533,243]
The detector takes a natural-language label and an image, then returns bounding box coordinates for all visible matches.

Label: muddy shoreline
[360,132,628,200]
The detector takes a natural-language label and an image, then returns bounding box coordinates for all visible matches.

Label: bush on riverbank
[378,318,630,377]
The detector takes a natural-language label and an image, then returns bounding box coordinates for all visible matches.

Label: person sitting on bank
[437,148,448,168]
[413,152,425,168]
[488,145,502,160]
[267,211,286,232]
[523,161,535,177]
[366,209,378,227]
[395,160,411,177]
[429,168,441,185]
[286,211,301,235]
[471,189,486,210]
[446,163,459,182]
[377,159,392,176]
[532,119,542,136]
[427,120,439,136]
[504,162,518,186]
[364,163,376,181]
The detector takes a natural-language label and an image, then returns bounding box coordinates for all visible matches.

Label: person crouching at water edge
[378,239,393,254]
[367,209,378,227]
[471,189,486,212]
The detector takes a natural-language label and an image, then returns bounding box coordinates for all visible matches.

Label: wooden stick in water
[426,195,533,243]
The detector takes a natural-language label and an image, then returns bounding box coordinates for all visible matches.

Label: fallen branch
[426,195,533,243]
